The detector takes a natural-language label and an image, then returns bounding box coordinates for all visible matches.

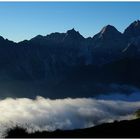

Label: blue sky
[0,2,140,42]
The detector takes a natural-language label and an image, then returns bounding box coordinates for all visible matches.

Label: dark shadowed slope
[6,118,140,138]
[0,21,140,98]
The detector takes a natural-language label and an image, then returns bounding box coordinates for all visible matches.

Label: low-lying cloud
[0,96,140,137]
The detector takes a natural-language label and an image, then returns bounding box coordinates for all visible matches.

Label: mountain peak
[66,28,80,36]
[100,25,121,35]
[100,25,117,34]
[65,28,84,40]
[124,20,140,38]
[131,20,140,27]
[67,28,76,33]
[94,25,122,39]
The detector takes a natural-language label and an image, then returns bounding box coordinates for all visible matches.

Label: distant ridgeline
[0,20,140,98]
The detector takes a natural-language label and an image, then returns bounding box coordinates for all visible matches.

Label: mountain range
[0,20,140,98]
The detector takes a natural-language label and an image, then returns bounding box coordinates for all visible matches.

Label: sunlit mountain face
[0,20,140,138]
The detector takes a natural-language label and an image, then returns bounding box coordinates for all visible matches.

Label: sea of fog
[0,94,140,137]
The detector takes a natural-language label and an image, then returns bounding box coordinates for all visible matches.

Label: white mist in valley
[0,96,140,137]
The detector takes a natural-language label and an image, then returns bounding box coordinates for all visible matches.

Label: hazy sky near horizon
[0,2,140,42]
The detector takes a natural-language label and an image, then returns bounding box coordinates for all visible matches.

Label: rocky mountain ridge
[0,20,140,98]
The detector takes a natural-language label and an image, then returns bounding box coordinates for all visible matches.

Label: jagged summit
[0,20,140,98]
[45,32,66,42]
[67,28,76,34]
[124,20,140,38]
[100,25,118,34]
[134,20,140,26]
[93,24,122,40]
[131,20,140,27]
[100,25,122,36]
[29,28,85,43]
[0,20,140,44]
[65,28,85,40]
[26,20,140,43]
